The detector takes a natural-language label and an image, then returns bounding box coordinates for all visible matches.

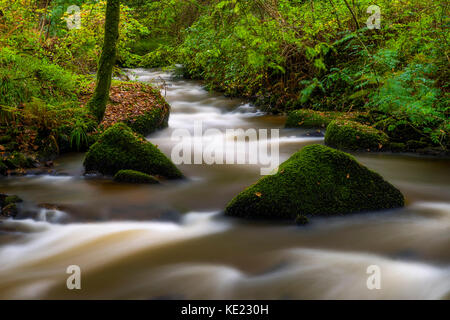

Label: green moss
[286,109,337,128]
[325,120,389,151]
[88,0,120,122]
[374,118,423,143]
[4,152,35,169]
[84,123,183,179]
[295,214,309,225]
[0,194,22,217]
[114,169,159,184]
[225,144,404,220]
[5,195,23,205]
[126,107,169,136]
[285,109,363,129]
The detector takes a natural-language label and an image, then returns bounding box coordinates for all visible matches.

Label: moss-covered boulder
[126,107,169,136]
[325,120,388,151]
[286,109,361,128]
[84,123,182,179]
[0,194,23,218]
[95,82,171,137]
[2,152,36,169]
[286,109,336,128]
[225,144,404,220]
[114,169,159,184]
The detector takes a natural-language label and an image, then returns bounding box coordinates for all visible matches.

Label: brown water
[0,69,449,299]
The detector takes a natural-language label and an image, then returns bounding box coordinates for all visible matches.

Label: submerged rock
[0,194,23,218]
[325,120,388,151]
[113,169,159,184]
[225,144,404,220]
[84,123,183,179]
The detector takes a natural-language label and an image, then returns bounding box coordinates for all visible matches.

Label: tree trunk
[343,0,360,30]
[88,0,120,123]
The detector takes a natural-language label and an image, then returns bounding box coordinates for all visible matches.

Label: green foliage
[0,0,448,153]
[0,48,78,107]
[175,0,448,147]
[70,119,90,151]
[225,144,404,220]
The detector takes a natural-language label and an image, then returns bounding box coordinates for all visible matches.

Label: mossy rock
[325,120,388,151]
[114,169,159,184]
[84,123,183,179]
[374,118,423,143]
[225,144,404,220]
[126,107,169,136]
[4,195,23,205]
[0,194,22,218]
[286,109,335,128]
[295,214,309,225]
[3,152,36,169]
[286,109,360,128]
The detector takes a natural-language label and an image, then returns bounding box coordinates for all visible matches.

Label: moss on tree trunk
[88,0,120,123]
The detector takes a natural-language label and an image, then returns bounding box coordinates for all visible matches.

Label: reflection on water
[0,68,449,299]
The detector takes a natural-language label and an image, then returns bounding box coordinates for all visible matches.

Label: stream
[0,68,449,299]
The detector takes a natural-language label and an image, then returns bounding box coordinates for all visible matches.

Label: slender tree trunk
[343,0,360,30]
[88,0,120,123]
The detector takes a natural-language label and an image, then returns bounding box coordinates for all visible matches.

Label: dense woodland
[0,0,448,171]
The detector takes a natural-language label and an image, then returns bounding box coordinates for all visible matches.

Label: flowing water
[0,69,449,299]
